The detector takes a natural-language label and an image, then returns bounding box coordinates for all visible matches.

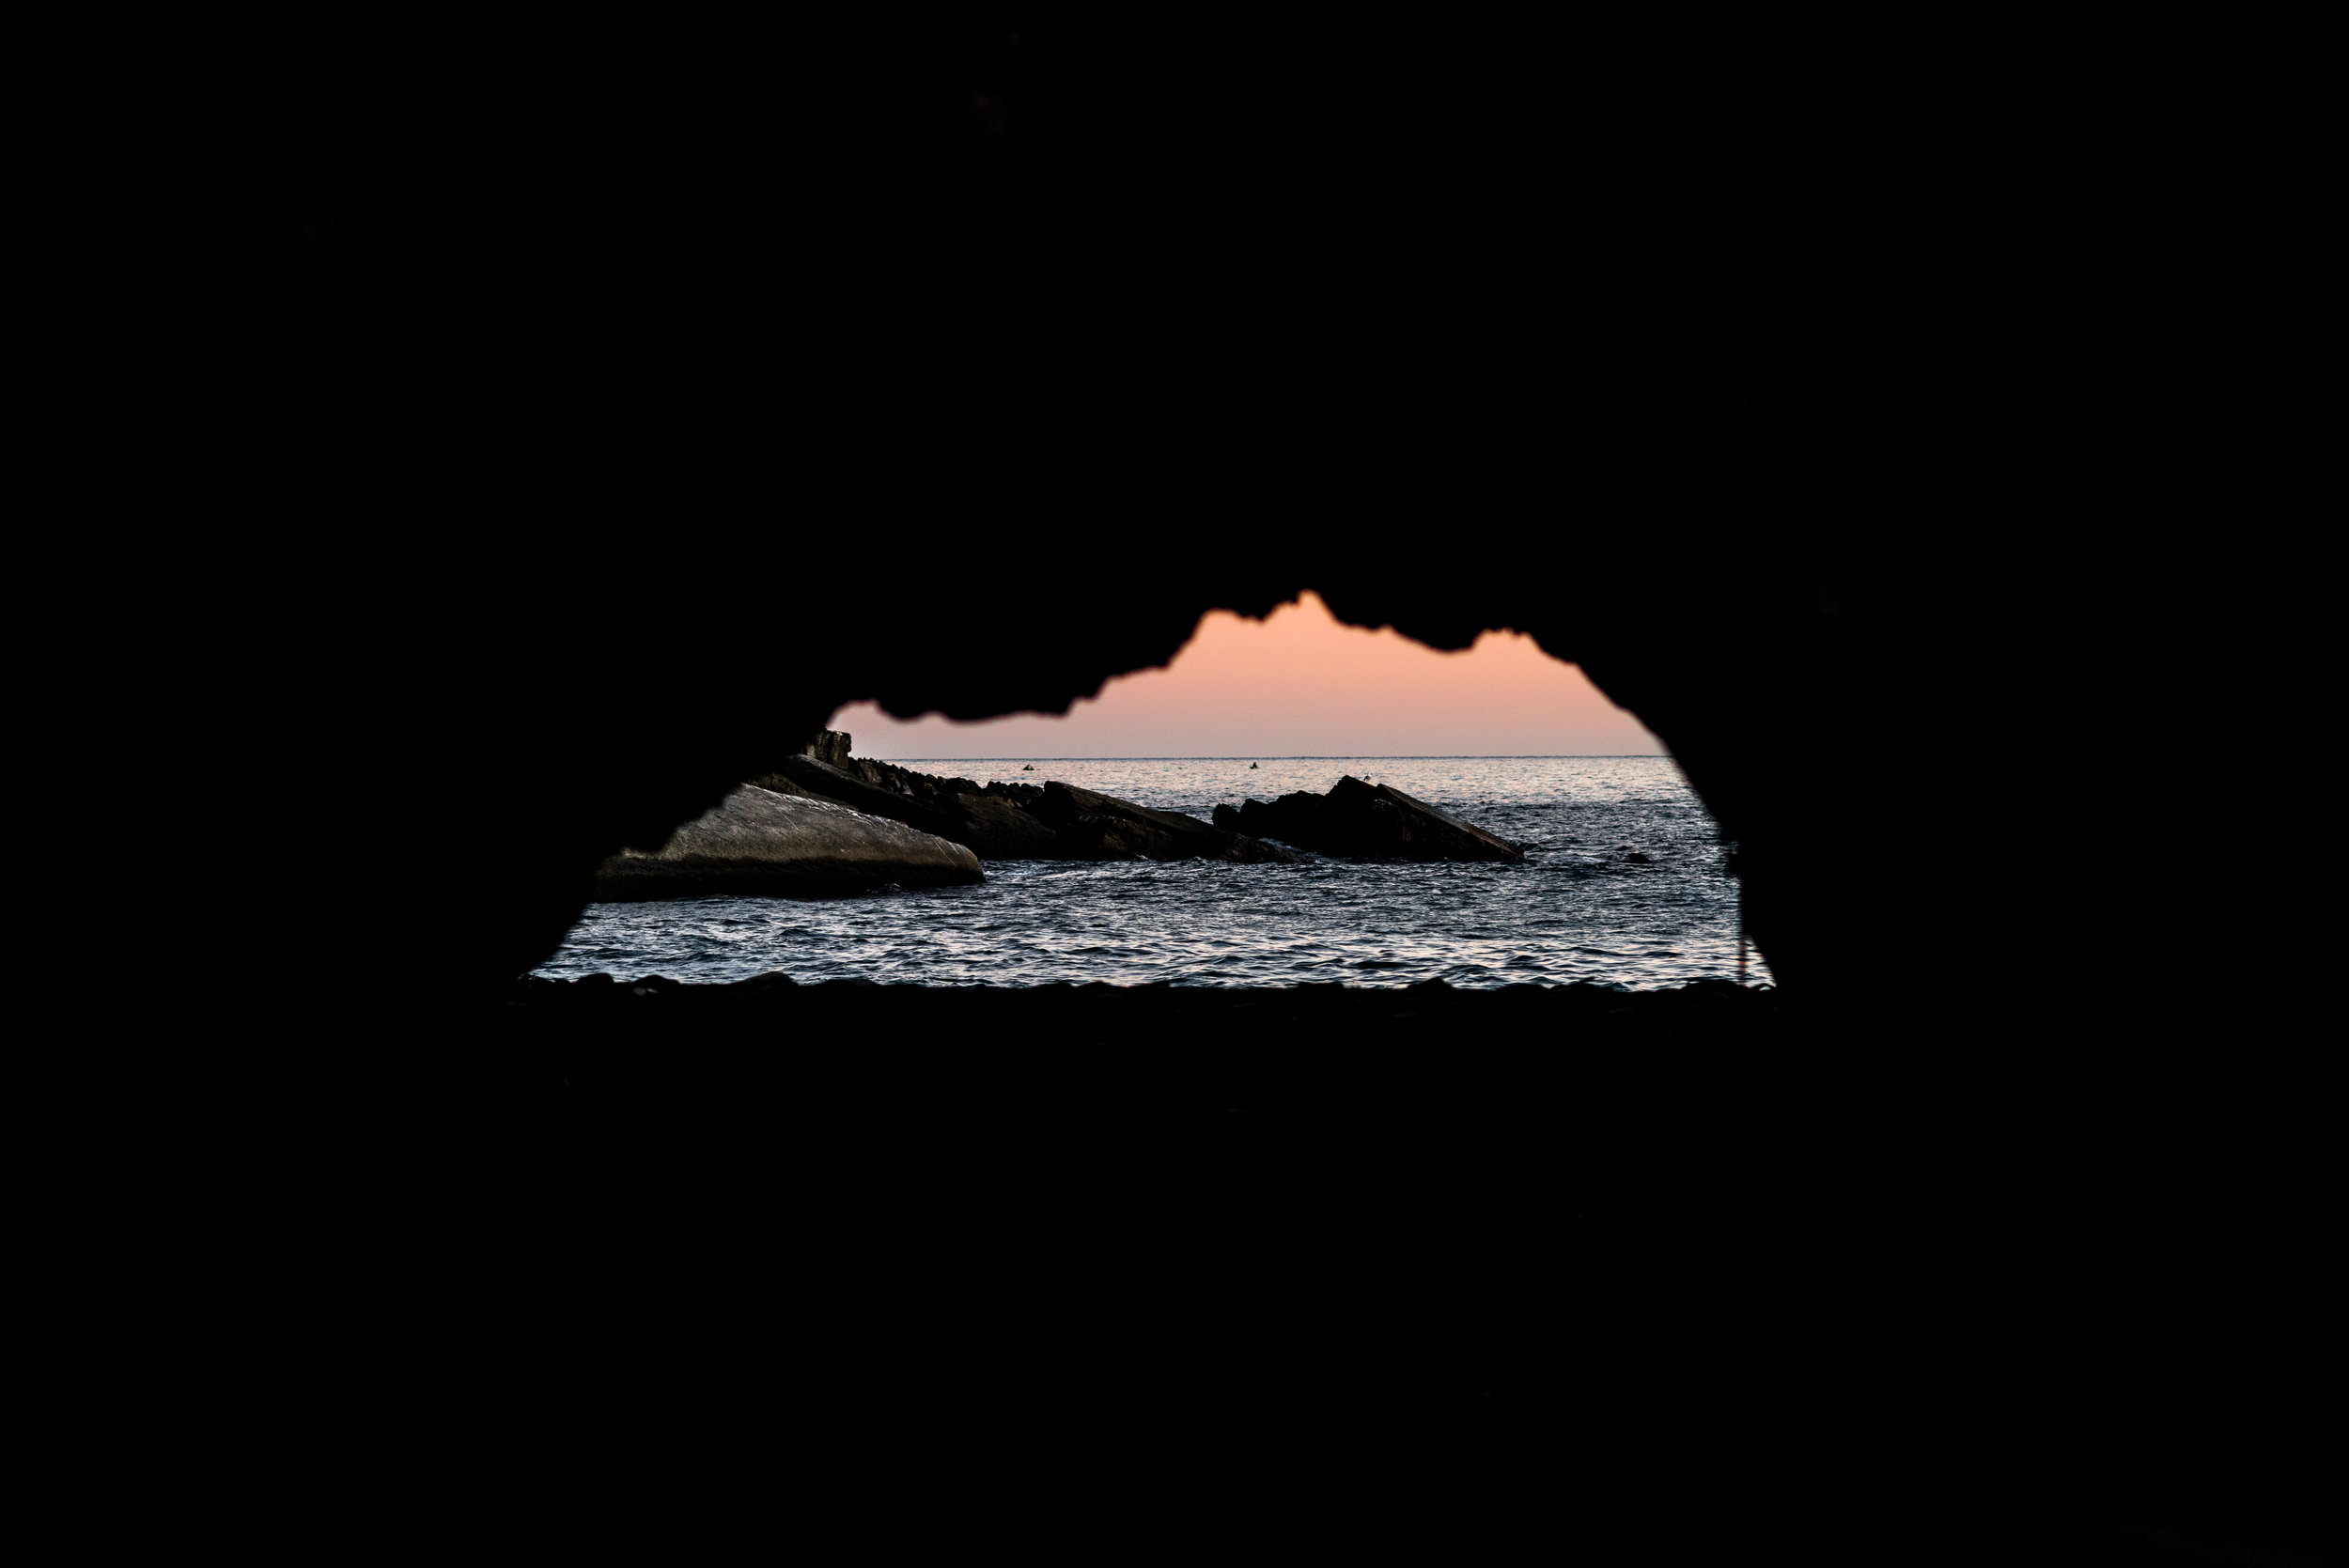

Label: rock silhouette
[764,733,1298,864]
[1033,779,1297,863]
[1216,777,1523,861]
[750,736,1049,860]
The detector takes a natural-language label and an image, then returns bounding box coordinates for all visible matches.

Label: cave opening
[536,593,1777,991]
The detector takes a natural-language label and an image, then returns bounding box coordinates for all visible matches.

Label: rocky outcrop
[946,790,1064,858]
[1032,781,1298,863]
[751,754,1056,860]
[757,735,1297,864]
[801,729,854,768]
[755,753,965,837]
[1214,777,1523,862]
[594,785,982,899]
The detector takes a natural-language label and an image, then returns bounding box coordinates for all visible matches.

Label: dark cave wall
[116,23,2341,1559]
[173,7,2335,1001]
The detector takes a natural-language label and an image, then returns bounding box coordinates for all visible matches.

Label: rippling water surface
[537,756,1773,989]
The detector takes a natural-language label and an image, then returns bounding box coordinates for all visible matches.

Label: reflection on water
[537,756,1776,989]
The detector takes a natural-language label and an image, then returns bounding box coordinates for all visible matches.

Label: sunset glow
[832,592,1665,758]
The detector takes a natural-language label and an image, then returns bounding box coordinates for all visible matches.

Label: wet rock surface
[593,784,982,898]
[1221,775,1525,861]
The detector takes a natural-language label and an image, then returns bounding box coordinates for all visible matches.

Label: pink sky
[831,592,1665,758]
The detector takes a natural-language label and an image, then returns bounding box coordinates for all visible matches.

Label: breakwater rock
[595,784,982,899]
[1214,776,1524,862]
[754,732,1297,864]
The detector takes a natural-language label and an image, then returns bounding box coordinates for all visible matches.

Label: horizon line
[849,753,1673,762]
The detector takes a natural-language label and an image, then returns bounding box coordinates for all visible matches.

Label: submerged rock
[594,785,982,899]
[1220,776,1523,862]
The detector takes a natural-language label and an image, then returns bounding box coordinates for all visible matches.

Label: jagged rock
[1034,781,1300,864]
[760,758,1033,859]
[759,756,1058,859]
[765,744,1298,864]
[780,751,1494,868]
[801,729,855,768]
[1034,781,1223,849]
[594,785,982,899]
[1221,776,1522,862]
[757,754,968,840]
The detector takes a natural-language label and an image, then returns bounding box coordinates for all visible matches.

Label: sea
[535,755,1773,990]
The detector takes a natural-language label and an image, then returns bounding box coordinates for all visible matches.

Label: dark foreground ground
[217,978,2338,1560]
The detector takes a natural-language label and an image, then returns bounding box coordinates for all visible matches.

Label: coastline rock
[801,729,854,768]
[1034,781,1229,853]
[1221,776,1523,862]
[947,791,1065,859]
[594,785,982,900]
[755,755,1063,860]
[756,754,968,840]
[758,736,1297,864]
[745,768,826,802]
[1034,781,1300,864]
